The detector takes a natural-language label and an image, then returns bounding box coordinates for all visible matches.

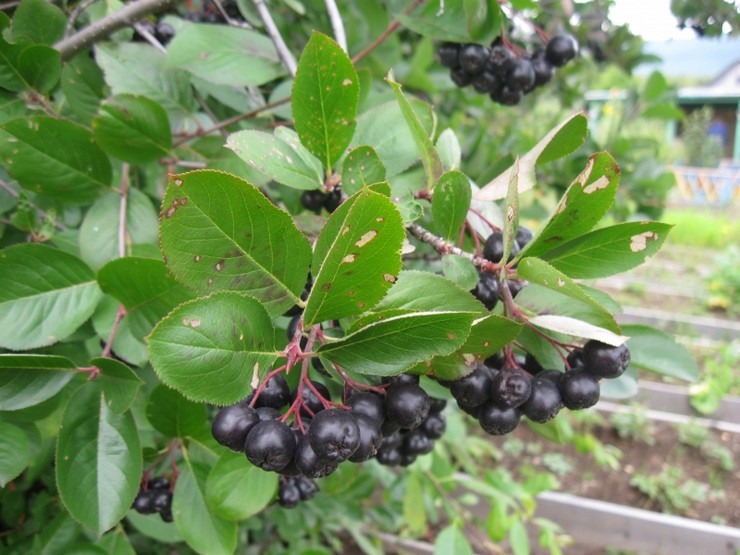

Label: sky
[608,0,698,41]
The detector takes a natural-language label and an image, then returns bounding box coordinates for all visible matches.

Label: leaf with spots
[316,310,477,376]
[502,158,519,266]
[303,188,404,327]
[225,127,324,191]
[431,170,471,241]
[0,116,111,204]
[159,170,312,317]
[0,244,103,350]
[341,146,386,195]
[519,152,620,259]
[408,314,522,380]
[147,292,278,405]
[292,31,359,171]
[538,221,672,279]
[56,385,142,534]
[375,270,485,313]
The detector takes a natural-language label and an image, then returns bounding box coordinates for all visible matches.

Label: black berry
[384,383,430,430]
[212,404,260,452]
[471,270,499,310]
[254,374,290,409]
[294,435,338,478]
[244,420,296,472]
[308,408,361,462]
[459,44,489,75]
[483,232,520,264]
[545,34,579,67]
[478,402,521,435]
[278,480,301,508]
[438,42,461,68]
[348,414,383,462]
[347,392,385,425]
[491,369,532,408]
[521,377,562,423]
[450,364,493,408]
[582,340,631,379]
[559,369,600,410]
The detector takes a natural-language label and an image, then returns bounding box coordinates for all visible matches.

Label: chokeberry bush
[0,1,700,554]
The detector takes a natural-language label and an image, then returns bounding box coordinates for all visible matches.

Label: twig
[0,178,68,232]
[324,0,347,52]
[54,0,179,61]
[64,0,102,38]
[351,0,425,64]
[250,0,297,76]
[101,304,127,358]
[406,222,498,273]
[209,0,253,29]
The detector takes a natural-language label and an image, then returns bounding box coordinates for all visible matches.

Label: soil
[501,417,740,527]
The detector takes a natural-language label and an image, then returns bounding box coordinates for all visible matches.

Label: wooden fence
[673,165,740,206]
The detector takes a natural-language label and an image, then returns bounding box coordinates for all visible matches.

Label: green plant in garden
[0,1,702,554]
[630,467,710,514]
[690,341,740,415]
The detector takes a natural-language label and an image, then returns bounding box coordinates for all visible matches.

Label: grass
[661,207,740,249]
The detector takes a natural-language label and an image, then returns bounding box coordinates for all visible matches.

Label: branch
[251,0,297,76]
[351,0,425,64]
[324,0,347,52]
[64,0,102,38]
[54,0,179,61]
[406,222,498,273]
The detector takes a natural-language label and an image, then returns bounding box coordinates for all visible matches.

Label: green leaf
[403,473,426,535]
[435,525,473,555]
[147,292,278,405]
[56,386,142,534]
[0,422,32,486]
[341,146,386,195]
[476,113,588,201]
[292,31,359,170]
[174,451,237,555]
[12,0,66,44]
[517,326,563,371]
[352,98,435,177]
[600,364,638,399]
[387,74,442,189]
[539,222,672,279]
[397,0,469,42]
[159,170,312,316]
[0,116,111,204]
[93,94,173,163]
[515,258,620,333]
[502,158,519,265]
[97,257,195,340]
[304,188,404,326]
[205,452,278,520]
[622,324,699,382]
[641,102,685,120]
[375,270,485,313]
[146,384,207,437]
[526,417,573,444]
[79,189,159,271]
[520,152,620,259]
[414,314,522,380]
[96,529,136,555]
[643,70,667,101]
[431,171,471,241]
[0,354,77,410]
[465,0,501,43]
[0,244,102,350]
[61,55,106,125]
[17,45,61,93]
[96,43,197,122]
[435,128,461,171]
[166,23,284,87]
[32,512,81,555]
[225,128,324,190]
[528,315,628,346]
[317,310,476,376]
[89,357,143,414]
[440,254,478,290]
[126,511,183,544]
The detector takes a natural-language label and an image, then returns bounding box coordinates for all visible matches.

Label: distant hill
[638,37,740,80]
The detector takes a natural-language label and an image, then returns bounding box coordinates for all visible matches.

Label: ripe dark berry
[450,68,474,87]
[524,352,543,375]
[347,392,385,425]
[459,44,489,75]
[567,348,585,369]
[149,476,170,490]
[478,402,521,435]
[278,480,301,508]
[485,352,505,370]
[491,369,532,408]
[300,189,328,212]
[212,404,260,452]
[428,397,447,413]
[537,369,563,385]
[399,453,417,467]
[294,435,338,478]
[244,420,296,472]
[375,445,401,466]
[155,22,175,45]
[132,490,156,514]
[545,34,579,67]
[487,45,516,75]
[383,373,420,386]
[152,491,172,513]
[308,408,361,462]
[254,374,290,409]
[582,340,631,379]
[516,226,533,248]
[559,369,600,410]
[348,414,383,462]
[491,86,522,106]
[483,232,520,264]
[323,187,342,213]
[402,429,433,455]
[521,377,562,423]
[420,412,446,439]
[438,42,461,68]
[295,476,318,500]
[255,406,281,421]
[507,59,536,91]
[384,383,430,430]
[292,381,330,417]
[530,51,553,87]
[472,71,501,94]
[450,364,493,408]
[160,509,173,523]
[471,270,499,310]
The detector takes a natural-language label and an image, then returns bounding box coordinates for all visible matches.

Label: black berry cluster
[438,34,579,105]
[300,186,343,214]
[278,475,318,508]
[131,476,173,522]
[133,20,176,45]
[471,226,533,309]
